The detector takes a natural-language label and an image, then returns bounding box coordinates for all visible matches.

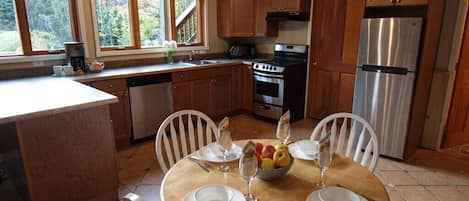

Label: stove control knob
[273,67,277,71]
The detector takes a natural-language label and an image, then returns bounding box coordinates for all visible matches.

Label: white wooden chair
[311,113,379,172]
[155,110,218,173]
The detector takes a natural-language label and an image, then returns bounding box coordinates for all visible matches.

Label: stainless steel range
[252,44,308,121]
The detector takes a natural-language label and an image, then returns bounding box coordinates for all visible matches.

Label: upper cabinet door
[285,0,311,12]
[231,0,255,36]
[270,0,285,11]
[217,0,255,37]
[255,0,278,37]
[366,0,395,7]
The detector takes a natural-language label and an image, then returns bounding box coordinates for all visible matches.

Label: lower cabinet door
[173,82,193,111]
[108,90,131,148]
[192,79,212,116]
[211,76,233,117]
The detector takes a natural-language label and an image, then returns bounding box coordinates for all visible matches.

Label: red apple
[255,143,264,154]
[261,145,276,159]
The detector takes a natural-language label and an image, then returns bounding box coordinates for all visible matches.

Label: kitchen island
[0,77,119,201]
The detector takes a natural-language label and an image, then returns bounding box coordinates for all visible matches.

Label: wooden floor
[116,114,469,201]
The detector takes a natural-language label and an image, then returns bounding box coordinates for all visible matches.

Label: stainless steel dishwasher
[127,74,173,142]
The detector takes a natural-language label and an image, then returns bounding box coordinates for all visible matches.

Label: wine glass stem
[223,151,227,167]
[247,178,253,195]
[319,167,326,187]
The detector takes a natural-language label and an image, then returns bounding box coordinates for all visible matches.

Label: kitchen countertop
[0,58,260,124]
[72,59,259,83]
[0,77,118,124]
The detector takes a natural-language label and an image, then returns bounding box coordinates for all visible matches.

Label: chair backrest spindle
[155,110,218,173]
[310,113,379,172]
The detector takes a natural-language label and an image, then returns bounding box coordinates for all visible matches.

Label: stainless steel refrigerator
[353,17,423,159]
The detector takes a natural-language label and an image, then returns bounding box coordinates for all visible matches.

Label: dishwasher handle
[127,73,172,87]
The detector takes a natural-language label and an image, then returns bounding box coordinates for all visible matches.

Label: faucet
[189,50,199,61]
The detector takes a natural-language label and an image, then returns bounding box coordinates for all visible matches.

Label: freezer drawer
[352,68,415,159]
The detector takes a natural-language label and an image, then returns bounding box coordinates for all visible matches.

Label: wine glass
[316,143,331,188]
[239,152,258,201]
[217,130,232,172]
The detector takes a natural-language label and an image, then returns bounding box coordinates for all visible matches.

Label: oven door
[253,71,284,106]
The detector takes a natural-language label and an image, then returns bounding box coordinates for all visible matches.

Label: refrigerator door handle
[361,65,409,75]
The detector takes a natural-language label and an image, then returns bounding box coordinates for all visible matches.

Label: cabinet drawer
[91,79,127,92]
[173,66,233,82]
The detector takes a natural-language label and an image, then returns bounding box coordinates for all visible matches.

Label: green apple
[273,150,291,168]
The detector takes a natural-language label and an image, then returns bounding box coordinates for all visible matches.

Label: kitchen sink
[181,59,221,66]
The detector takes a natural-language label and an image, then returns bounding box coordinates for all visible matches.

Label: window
[170,0,204,46]
[94,0,205,51]
[0,0,79,56]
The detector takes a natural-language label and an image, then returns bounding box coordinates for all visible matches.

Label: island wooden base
[1,105,118,201]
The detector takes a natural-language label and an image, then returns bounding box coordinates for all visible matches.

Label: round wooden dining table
[160,139,389,201]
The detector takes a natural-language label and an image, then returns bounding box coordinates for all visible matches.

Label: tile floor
[116,114,469,201]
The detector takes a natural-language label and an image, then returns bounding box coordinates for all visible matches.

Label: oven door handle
[253,71,284,79]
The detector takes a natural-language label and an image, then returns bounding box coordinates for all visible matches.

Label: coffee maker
[64,42,87,72]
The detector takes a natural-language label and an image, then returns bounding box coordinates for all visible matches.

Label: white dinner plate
[305,187,367,201]
[288,140,319,161]
[183,185,245,201]
[197,143,242,163]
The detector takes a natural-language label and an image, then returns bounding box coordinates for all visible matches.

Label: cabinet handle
[108,84,113,88]
[312,61,318,66]
[395,0,400,3]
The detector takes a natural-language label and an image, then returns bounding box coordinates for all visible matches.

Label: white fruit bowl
[257,156,294,181]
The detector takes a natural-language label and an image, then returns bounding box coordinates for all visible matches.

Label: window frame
[91,0,207,56]
[169,0,205,47]
[8,0,81,56]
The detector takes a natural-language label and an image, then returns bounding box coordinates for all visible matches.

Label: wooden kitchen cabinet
[307,0,364,119]
[366,0,427,7]
[241,65,253,111]
[270,0,311,12]
[173,81,193,111]
[233,64,254,112]
[192,79,212,115]
[217,0,255,37]
[172,66,235,117]
[255,0,278,37]
[211,75,233,116]
[90,79,131,149]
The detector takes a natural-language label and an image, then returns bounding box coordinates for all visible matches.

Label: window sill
[0,54,65,65]
[97,45,210,58]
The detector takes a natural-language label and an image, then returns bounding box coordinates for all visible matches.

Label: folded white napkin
[217,117,230,138]
[276,111,291,144]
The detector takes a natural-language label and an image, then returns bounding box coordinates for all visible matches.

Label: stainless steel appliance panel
[128,78,173,141]
[253,102,284,120]
[352,69,415,159]
[253,72,284,106]
[358,18,423,71]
